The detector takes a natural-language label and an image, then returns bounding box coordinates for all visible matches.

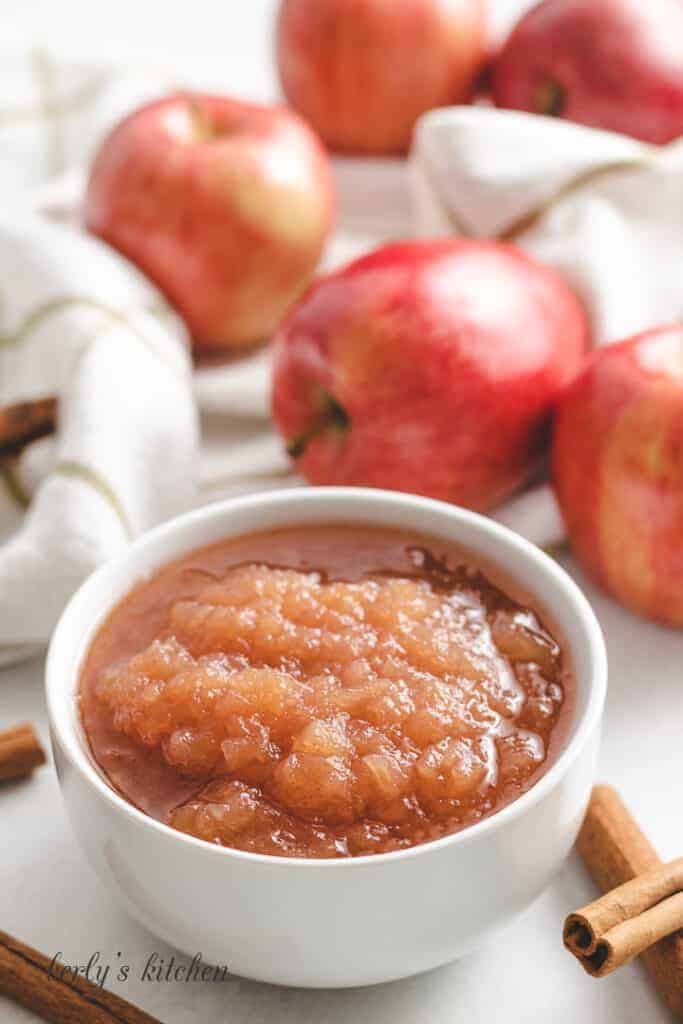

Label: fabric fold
[0,214,197,662]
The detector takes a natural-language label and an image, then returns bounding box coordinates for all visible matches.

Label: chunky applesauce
[80,527,573,858]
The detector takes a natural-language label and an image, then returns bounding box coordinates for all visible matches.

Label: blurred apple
[85,93,335,354]
[553,325,683,625]
[277,0,488,155]
[492,0,683,144]
[272,239,588,511]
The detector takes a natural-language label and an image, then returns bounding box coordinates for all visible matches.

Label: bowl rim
[46,487,607,870]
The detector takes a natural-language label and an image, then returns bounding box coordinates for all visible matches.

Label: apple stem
[287,393,350,459]
[534,79,565,117]
[187,98,213,141]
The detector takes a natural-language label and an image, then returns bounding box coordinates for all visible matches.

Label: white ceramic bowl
[46,488,607,989]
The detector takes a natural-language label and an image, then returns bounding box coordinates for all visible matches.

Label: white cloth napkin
[0,214,198,665]
[0,43,411,663]
[3,39,683,662]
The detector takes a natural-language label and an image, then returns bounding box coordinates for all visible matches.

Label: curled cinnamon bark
[565,786,683,1017]
[0,396,57,459]
[0,722,46,783]
[0,929,161,1023]
[565,860,683,976]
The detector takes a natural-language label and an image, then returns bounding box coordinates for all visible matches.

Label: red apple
[492,0,683,144]
[272,239,589,511]
[276,0,488,155]
[553,325,683,625]
[85,93,335,353]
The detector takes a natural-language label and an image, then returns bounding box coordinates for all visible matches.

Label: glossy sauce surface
[80,526,574,858]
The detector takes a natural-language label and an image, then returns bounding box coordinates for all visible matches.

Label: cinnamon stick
[0,929,162,1024]
[0,396,57,459]
[0,722,46,783]
[565,866,683,977]
[565,785,683,1017]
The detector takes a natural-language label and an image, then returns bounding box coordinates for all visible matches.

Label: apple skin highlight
[85,92,335,353]
[493,0,683,145]
[553,324,683,626]
[277,0,487,155]
[272,239,589,512]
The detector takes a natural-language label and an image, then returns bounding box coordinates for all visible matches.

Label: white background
[0,2,680,1022]
[3,0,536,60]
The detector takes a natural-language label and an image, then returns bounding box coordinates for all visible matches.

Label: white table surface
[1,2,681,1021]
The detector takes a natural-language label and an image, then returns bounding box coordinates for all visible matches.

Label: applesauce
[79,526,574,859]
